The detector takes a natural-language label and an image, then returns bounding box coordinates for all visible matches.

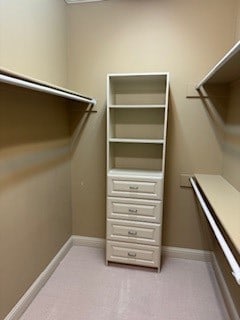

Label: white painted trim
[72,236,212,262]
[72,235,106,248]
[162,245,212,262]
[4,237,73,320]
[211,253,240,320]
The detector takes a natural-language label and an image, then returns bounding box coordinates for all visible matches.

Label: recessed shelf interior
[109,108,165,140]
[109,74,167,105]
[109,142,163,171]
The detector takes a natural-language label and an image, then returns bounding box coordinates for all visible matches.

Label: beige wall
[235,0,240,40]
[0,1,71,319]
[0,0,67,86]
[67,0,236,248]
[0,85,72,319]
[222,81,240,191]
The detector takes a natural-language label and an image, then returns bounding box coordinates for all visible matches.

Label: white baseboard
[211,253,240,320]
[4,236,73,320]
[4,235,239,320]
[162,245,212,262]
[71,236,212,262]
[72,235,105,248]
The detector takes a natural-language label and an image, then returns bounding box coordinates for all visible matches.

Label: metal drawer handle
[129,186,139,190]
[128,252,136,258]
[129,208,138,213]
[128,230,137,236]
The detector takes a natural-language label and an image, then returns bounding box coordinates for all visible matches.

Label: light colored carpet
[19,246,229,320]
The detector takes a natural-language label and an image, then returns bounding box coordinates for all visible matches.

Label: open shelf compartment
[108,73,168,106]
[109,142,163,172]
[109,108,166,140]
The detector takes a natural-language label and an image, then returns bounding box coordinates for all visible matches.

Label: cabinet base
[106,240,161,270]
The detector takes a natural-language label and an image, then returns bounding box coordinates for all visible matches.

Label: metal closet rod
[190,178,240,285]
[0,73,96,106]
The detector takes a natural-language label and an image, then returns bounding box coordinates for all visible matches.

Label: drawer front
[108,175,163,200]
[107,197,162,223]
[107,240,160,268]
[107,219,160,246]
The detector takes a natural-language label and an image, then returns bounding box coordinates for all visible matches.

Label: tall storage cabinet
[106,73,169,271]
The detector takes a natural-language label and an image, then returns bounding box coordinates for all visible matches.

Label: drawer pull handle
[129,186,139,190]
[129,209,138,213]
[128,252,136,258]
[128,230,137,236]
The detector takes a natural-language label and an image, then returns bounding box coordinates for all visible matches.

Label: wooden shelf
[109,138,164,144]
[194,174,240,254]
[196,41,240,88]
[109,104,166,109]
[0,67,96,105]
[108,168,163,178]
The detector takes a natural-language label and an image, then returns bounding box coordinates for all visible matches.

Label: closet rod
[190,178,240,285]
[0,74,96,106]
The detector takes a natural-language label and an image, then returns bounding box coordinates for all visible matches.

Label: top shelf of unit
[195,174,240,254]
[109,104,166,109]
[0,67,96,105]
[108,73,169,106]
[196,41,240,89]
[108,72,169,81]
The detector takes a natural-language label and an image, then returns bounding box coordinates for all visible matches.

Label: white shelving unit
[0,67,96,106]
[196,40,240,89]
[106,73,169,271]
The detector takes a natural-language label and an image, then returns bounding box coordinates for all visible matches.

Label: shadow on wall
[0,83,95,192]
[0,83,71,192]
[198,82,240,190]
[198,83,240,152]
[68,100,96,153]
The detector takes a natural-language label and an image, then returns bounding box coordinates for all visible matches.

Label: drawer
[107,219,161,246]
[107,240,160,268]
[107,197,162,223]
[107,175,163,200]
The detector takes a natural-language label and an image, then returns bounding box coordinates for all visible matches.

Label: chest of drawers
[106,172,164,271]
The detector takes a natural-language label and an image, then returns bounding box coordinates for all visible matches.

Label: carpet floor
[19,246,229,320]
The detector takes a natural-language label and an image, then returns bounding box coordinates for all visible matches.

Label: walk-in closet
[0,1,239,320]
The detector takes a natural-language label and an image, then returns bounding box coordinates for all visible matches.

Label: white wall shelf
[108,169,163,178]
[106,72,169,271]
[196,40,240,89]
[0,67,96,106]
[109,138,164,144]
[191,174,240,285]
[109,104,166,109]
[194,174,240,254]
